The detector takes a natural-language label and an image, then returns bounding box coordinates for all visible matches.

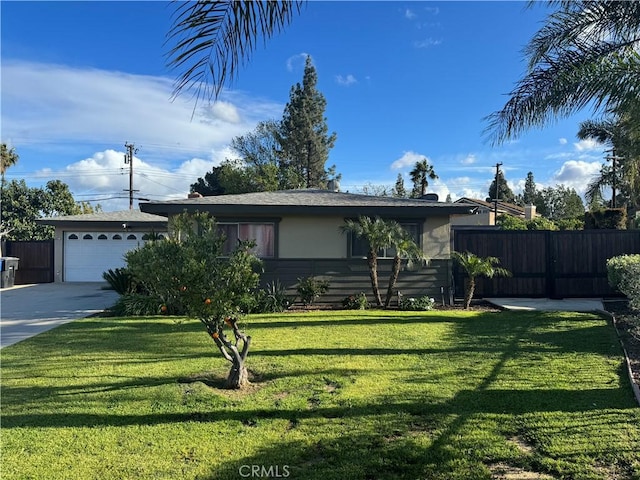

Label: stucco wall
[278,216,346,258]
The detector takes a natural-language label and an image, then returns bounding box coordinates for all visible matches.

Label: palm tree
[409,159,438,198]
[340,216,397,307]
[486,1,640,145]
[1,143,19,179]
[167,1,304,103]
[577,112,640,212]
[452,251,511,309]
[384,226,427,308]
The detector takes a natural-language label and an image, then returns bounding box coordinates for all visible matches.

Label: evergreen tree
[486,171,516,204]
[392,174,407,198]
[279,56,337,188]
[409,159,438,198]
[522,171,537,205]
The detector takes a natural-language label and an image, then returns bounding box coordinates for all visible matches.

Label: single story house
[451,197,538,227]
[37,210,168,282]
[139,189,477,305]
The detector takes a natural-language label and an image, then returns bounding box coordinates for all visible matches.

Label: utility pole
[493,162,503,223]
[124,142,139,210]
[605,149,624,208]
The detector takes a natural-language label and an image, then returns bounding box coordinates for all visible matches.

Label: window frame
[216,221,277,258]
[347,220,422,259]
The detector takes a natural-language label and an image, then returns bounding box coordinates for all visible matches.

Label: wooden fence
[453,229,640,298]
[1,240,54,284]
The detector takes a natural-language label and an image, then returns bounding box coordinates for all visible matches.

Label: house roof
[454,197,525,217]
[37,210,168,228]
[139,189,478,218]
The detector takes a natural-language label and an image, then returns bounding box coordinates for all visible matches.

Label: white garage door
[64,232,149,282]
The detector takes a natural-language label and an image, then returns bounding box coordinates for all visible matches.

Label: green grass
[1,310,639,480]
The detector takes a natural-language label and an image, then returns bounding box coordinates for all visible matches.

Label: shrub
[342,292,369,310]
[109,293,164,316]
[398,295,435,311]
[102,268,135,295]
[296,276,329,305]
[255,280,293,313]
[585,208,627,229]
[607,254,640,311]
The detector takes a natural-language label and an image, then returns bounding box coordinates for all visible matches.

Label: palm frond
[167,0,303,103]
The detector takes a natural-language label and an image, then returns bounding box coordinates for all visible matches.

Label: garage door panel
[64,232,145,282]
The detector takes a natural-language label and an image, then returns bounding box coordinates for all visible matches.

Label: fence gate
[2,240,54,284]
[453,229,640,298]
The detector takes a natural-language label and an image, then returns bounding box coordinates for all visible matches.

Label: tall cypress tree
[486,171,516,204]
[279,56,337,188]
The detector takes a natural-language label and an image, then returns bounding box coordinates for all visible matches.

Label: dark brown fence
[453,229,640,298]
[1,240,54,284]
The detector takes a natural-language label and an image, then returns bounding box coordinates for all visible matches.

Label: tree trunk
[464,277,476,309]
[226,357,249,389]
[385,256,402,308]
[367,252,382,306]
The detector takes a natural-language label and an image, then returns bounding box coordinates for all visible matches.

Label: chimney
[327,179,340,192]
[188,192,203,199]
[524,204,536,220]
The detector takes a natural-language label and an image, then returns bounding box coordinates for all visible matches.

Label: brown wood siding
[453,230,640,298]
[2,240,54,284]
[260,258,451,306]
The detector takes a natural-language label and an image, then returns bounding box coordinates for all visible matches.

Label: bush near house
[607,254,640,310]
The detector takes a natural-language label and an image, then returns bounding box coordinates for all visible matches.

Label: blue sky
[1,1,608,211]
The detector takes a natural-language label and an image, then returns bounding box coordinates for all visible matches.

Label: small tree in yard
[125,212,262,389]
[385,226,428,307]
[452,251,511,309]
[340,216,425,308]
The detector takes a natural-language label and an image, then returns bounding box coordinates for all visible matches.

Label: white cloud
[390,151,430,170]
[34,148,239,211]
[559,138,568,145]
[335,74,357,86]
[405,8,416,19]
[460,154,476,165]
[424,6,440,15]
[1,60,283,168]
[414,38,442,48]
[574,138,603,152]
[550,160,602,195]
[286,53,309,72]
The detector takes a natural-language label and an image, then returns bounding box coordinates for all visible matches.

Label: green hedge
[607,254,640,311]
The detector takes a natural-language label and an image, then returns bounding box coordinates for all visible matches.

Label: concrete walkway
[0,283,119,348]
[485,297,604,312]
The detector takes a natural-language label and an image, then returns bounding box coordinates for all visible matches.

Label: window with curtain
[350,223,420,258]
[217,223,275,257]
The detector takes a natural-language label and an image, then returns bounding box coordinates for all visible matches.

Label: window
[83,234,93,240]
[112,234,122,240]
[350,223,420,258]
[68,234,78,240]
[98,234,108,240]
[127,234,137,240]
[217,223,275,257]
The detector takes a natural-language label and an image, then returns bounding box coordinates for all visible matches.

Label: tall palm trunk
[367,250,382,306]
[385,255,402,308]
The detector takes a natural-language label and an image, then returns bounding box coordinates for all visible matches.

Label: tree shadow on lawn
[1,386,634,430]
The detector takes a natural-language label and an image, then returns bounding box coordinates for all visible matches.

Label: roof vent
[188,192,203,199]
[327,179,340,192]
[421,193,439,201]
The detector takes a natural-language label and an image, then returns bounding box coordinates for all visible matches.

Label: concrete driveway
[0,283,119,348]
[485,297,605,312]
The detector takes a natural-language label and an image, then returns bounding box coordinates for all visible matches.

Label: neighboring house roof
[37,210,168,229]
[139,189,478,218]
[454,197,526,217]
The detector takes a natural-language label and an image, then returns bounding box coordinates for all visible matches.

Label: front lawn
[1,310,639,479]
